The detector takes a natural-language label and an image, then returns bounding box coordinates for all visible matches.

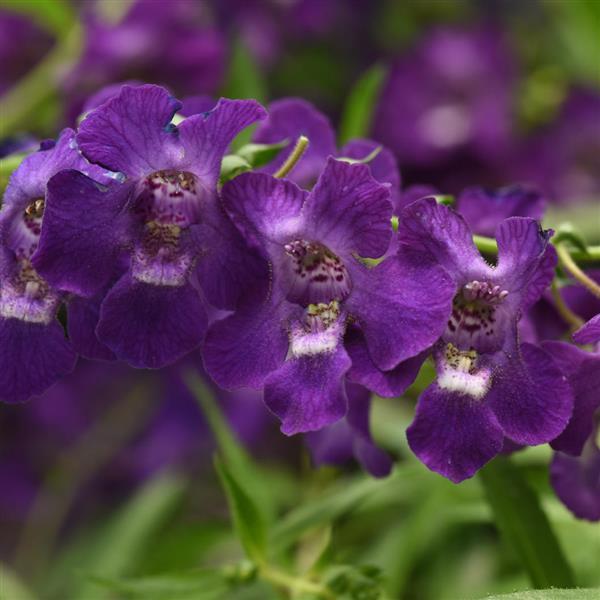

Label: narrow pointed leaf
[479,457,575,589]
[214,456,268,565]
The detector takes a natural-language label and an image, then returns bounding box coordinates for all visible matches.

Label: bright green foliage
[479,457,575,589]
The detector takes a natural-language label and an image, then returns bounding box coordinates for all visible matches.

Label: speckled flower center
[0,259,57,324]
[131,221,192,286]
[135,170,202,227]
[5,198,46,259]
[437,342,491,400]
[282,239,351,306]
[445,280,509,352]
[289,300,344,357]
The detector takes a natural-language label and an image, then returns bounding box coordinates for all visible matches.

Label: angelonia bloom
[33,85,267,369]
[0,130,107,402]
[398,198,574,482]
[373,26,515,169]
[1,77,595,498]
[204,158,454,434]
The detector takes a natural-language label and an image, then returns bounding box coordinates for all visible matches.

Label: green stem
[556,243,600,300]
[473,234,600,265]
[0,23,82,136]
[274,136,309,179]
[472,235,498,256]
[260,564,335,599]
[551,280,585,331]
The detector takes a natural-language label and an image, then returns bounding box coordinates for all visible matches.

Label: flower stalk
[274,135,310,179]
[556,243,600,300]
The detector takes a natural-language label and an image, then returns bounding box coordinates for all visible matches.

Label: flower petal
[32,170,133,297]
[193,217,270,310]
[264,343,350,435]
[397,197,487,280]
[345,252,454,370]
[178,98,267,188]
[67,293,116,361]
[407,383,504,482]
[345,327,428,398]
[573,313,600,345]
[221,171,307,251]
[77,84,183,176]
[339,138,401,210]
[0,318,76,403]
[305,158,392,259]
[542,340,600,455]
[494,217,555,305]
[97,274,207,368]
[202,293,291,389]
[550,448,600,521]
[487,343,574,445]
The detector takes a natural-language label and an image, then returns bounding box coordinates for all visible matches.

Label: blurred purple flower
[515,88,600,204]
[373,27,516,170]
[64,0,225,121]
[456,185,546,238]
[0,10,53,96]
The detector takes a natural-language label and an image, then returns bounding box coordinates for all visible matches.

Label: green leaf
[271,475,385,553]
[0,152,29,197]
[88,569,232,600]
[552,223,589,255]
[235,141,289,168]
[0,563,37,600]
[74,471,186,599]
[222,37,267,104]
[483,589,600,600]
[339,64,387,145]
[184,372,275,522]
[479,457,575,589]
[336,146,382,165]
[219,141,289,184]
[220,155,252,184]
[214,456,268,565]
[0,0,74,36]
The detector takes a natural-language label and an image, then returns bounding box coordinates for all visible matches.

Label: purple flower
[33,85,267,369]
[515,88,600,204]
[252,97,401,208]
[63,0,225,121]
[0,10,52,95]
[398,198,573,482]
[456,185,546,238]
[551,430,600,522]
[373,27,515,169]
[204,159,454,434]
[0,130,106,402]
[305,382,392,478]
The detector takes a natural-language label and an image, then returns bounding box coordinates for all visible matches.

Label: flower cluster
[1,84,598,519]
